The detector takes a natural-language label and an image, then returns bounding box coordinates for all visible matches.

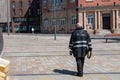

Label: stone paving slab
[1,34,120,80]
[3,55,120,75]
[7,74,120,80]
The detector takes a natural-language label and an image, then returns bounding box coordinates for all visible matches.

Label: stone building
[41,0,120,34]
[0,0,10,32]
[77,0,120,34]
[10,0,41,33]
[41,0,77,33]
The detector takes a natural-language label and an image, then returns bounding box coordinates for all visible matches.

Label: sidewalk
[2,34,120,80]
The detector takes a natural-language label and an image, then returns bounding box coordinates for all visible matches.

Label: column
[83,12,87,30]
[116,10,119,29]
[94,11,97,30]
[112,10,115,29]
[78,12,83,26]
[98,11,101,30]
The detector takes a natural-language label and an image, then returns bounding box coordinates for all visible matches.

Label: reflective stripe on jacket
[69,28,92,57]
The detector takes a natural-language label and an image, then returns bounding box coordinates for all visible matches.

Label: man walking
[69,23,92,77]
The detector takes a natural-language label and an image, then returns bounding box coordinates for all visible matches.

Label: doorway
[102,14,111,29]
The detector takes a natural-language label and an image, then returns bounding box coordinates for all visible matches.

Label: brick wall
[78,0,120,7]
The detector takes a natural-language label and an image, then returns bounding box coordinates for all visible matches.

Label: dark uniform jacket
[69,28,92,58]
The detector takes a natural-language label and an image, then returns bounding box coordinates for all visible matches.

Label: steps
[99,29,111,35]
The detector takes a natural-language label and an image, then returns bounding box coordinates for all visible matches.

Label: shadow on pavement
[85,72,120,74]
[53,69,120,75]
[53,69,76,76]
[102,39,120,43]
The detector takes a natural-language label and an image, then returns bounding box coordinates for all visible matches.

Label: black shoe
[75,73,83,77]
[79,73,83,77]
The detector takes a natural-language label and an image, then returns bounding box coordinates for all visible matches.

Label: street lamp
[53,0,56,40]
[75,0,78,23]
[6,0,10,35]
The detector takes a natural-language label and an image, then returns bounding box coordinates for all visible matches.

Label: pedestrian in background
[69,23,92,77]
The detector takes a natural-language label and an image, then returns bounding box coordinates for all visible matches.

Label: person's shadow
[53,69,76,76]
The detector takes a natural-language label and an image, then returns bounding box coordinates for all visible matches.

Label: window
[28,0,31,8]
[60,17,66,26]
[52,0,58,6]
[22,26,27,31]
[71,15,77,25]
[12,9,16,16]
[44,19,49,27]
[52,18,56,26]
[87,14,94,24]
[29,9,31,15]
[12,1,16,16]
[60,0,63,3]
[86,0,93,2]
[56,0,59,5]
[12,1,15,9]
[52,0,63,6]
[20,9,23,16]
[13,18,27,22]
[70,0,75,3]
[52,0,54,5]
[37,9,40,15]
[43,0,47,8]
[19,0,22,9]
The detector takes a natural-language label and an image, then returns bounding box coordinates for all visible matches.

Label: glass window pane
[87,14,94,24]
[19,1,22,8]
[43,0,47,8]
[70,0,75,3]
[52,18,56,26]
[28,0,31,8]
[44,19,48,27]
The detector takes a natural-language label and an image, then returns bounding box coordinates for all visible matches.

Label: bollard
[0,77,4,80]
[32,28,34,34]
[0,58,10,80]
[0,72,6,78]
[93,30,96,35]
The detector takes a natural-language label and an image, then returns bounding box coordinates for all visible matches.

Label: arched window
[44,19,49,27]
[19,0,22,9]
[28,0,31,8]
[52,18,56,27]
[12,1,16,16]
[12,1,15,9]
[60,16,66,26]
[43,0,47,8]
[71,15,77,25]
[20,9,23,16]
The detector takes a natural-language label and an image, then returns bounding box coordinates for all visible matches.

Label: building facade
[1,0,120,34]
[77,0,120,34]
[10,0,41,33]
[0,0,10,32]
[41,0,120,34]
[41,0,77,33]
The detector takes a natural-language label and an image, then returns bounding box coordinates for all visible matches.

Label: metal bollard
[32,28,35,34]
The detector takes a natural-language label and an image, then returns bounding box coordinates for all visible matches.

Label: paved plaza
[1,34,120,80]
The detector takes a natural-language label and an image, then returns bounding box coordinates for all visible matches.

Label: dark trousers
[75,57,85,74]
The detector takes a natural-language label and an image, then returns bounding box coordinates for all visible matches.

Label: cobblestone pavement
[1,34,120,80]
